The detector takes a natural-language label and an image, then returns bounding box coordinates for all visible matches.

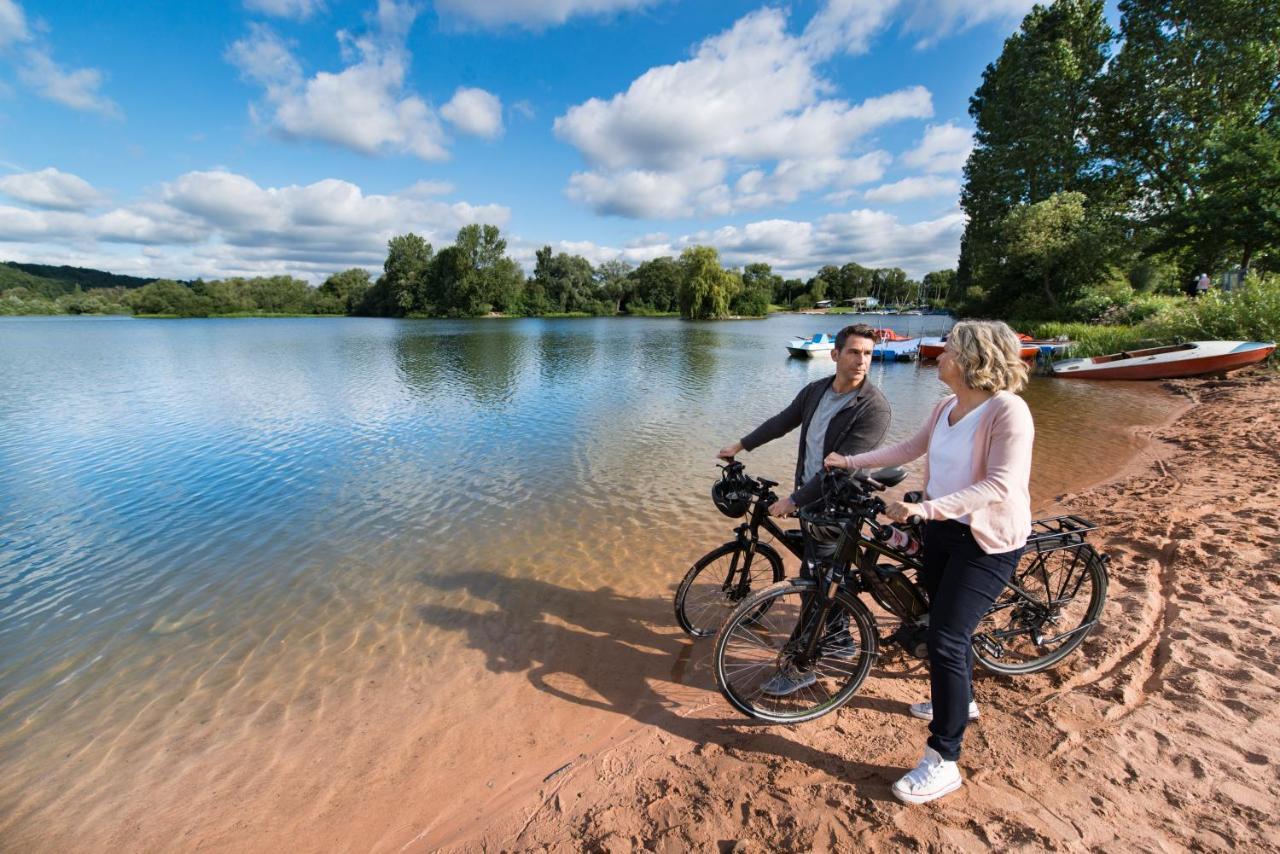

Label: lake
[0,314,1180,849]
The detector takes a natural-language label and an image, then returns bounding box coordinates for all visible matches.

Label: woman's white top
[925,397,992,524]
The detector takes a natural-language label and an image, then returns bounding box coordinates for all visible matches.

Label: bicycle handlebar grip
[908,514,924,526]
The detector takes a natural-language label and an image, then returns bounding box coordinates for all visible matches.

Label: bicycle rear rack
[1026,514,1098,554]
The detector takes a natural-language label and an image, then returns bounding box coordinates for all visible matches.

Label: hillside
[1,262,160,298]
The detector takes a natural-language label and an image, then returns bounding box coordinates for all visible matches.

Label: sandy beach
[457,368,1280,852]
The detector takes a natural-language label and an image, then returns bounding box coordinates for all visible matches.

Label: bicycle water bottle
[875,524,921,556]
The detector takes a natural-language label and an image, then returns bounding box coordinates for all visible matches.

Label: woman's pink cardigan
[846,391,1034,554]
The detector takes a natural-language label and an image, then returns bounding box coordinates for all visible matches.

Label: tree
[922,269,958,306]
[455,224,521,314]
[1099,0,1280,275]
[734,263,780,316]
[1001,191,1099,307]
[318,268,372,314]
[595,259,633,313]
[678,246,739,319]
[629,257,681,312]
[376,233,432,315]
[532,246,595,313]
[959,0,1114,297]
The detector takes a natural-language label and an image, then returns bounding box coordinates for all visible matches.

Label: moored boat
[918,333,1041,360]
[872,337,920,361]
[1051,340,1275,380]
[786,332,835,358]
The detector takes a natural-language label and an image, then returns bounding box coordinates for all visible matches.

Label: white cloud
[244,0,324,20]
[0,1,121,116]
[16,49,121,117]
[900,122,973,173]
[0,170,509,281]
[801,0,898,57]
[553,6,933,218]
[516,207,965,280]
[226,4,449,160]
[0,167,106,210]
[433,0,660,29]
[863,174,960,203]
[0,0,28,48]
[440,86,504,139]
[901,0,1036,48]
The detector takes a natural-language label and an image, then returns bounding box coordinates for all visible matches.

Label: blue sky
[1,0,1052,282]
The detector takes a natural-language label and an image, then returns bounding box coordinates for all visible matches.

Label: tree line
[2,222,954,319]
[957,0,1280,321]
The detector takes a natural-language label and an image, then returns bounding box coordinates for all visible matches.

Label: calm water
[0,315,1179,847]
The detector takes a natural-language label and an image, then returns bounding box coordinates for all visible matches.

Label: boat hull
[1053,342,1274,380]
[787,346,831,358]
[918,341,1038,360]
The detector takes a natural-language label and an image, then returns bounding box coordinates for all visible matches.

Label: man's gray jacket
[740,376,891,508]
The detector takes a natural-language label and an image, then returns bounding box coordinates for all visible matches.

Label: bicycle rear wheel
[674,542,784,637]
[974,543,1108,675]
[713,579,877,723]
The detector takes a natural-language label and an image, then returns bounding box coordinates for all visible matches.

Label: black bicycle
[673,460,806,637]
[712,468,1109,723]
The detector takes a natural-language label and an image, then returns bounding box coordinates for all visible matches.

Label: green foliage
[1001,191,1103,307]
[2,261,157,296]
[678,246,739,319]
[628,257,680,313]
[732,263,774,316]
[960,0,1114,299]
[130,279,213,316]
[532,246,596,314]
[317,268,372,314]
[1030,274,1280,355]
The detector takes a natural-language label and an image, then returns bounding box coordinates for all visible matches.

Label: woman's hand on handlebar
[768,495,796,518]
[823,452,851,469]
[885,499,925,524]
[718,441,744,461]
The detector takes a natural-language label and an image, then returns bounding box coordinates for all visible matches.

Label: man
[717,323,891,694]
[718,323,891,516]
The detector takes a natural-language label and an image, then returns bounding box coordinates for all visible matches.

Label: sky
[0,0,1049,283]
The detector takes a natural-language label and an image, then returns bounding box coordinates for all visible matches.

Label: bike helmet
[712,465,753,517]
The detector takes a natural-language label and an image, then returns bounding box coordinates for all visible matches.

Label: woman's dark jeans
[920,520,1022,761]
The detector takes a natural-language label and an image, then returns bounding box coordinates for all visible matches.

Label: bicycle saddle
[868,467,907,487]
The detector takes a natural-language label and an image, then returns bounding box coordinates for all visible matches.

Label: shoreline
[450,367,1280,852]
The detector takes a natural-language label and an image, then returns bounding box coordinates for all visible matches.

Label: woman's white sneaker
[892,746,962,804]
[908,700,979,722]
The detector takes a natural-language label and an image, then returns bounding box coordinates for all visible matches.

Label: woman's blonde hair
[947,320,1029,392]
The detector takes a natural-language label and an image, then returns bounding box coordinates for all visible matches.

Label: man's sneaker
[823,632,860,660]
[760,664,817,696]
[892,745,962,804]
[908,700,979,722]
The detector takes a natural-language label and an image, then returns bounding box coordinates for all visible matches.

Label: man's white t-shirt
[925,397,991,524]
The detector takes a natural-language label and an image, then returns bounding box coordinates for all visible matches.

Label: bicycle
[673,460,806,637]
[712,467,1109,723]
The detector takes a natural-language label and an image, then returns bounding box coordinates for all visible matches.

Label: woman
[825,320,1033,805]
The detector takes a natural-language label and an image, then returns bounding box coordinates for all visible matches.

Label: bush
[1145,273,1280,344]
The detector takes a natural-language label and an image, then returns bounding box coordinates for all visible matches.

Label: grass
[1026,275,1280,359]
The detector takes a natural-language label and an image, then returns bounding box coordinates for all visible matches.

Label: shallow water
[0,315,1179,847]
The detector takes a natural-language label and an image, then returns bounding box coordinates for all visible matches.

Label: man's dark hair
[835,323,878,352]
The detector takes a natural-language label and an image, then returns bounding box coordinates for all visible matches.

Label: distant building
[840,296,879,308]
[815,299,833,309]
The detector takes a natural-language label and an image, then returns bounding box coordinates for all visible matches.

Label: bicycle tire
[713,579,877,723]
[674,541,786,638]
[974,543,1108,675]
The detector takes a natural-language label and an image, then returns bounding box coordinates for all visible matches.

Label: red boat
[1051,341,1275,380]
[873,327,910,341]
[918,335,1040,360]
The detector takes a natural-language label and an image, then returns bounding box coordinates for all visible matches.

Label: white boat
[1051,340,1275,380]
[787,332,835,358]
[872,337,920,362]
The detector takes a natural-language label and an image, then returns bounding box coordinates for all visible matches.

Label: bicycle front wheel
[974,543,1108,675]
[674,541,784,637]
[713,579,877,723]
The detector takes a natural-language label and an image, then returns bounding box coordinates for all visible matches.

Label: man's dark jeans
[920,520,1021,761]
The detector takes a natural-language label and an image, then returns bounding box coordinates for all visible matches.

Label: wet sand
[464,369,1280,852]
